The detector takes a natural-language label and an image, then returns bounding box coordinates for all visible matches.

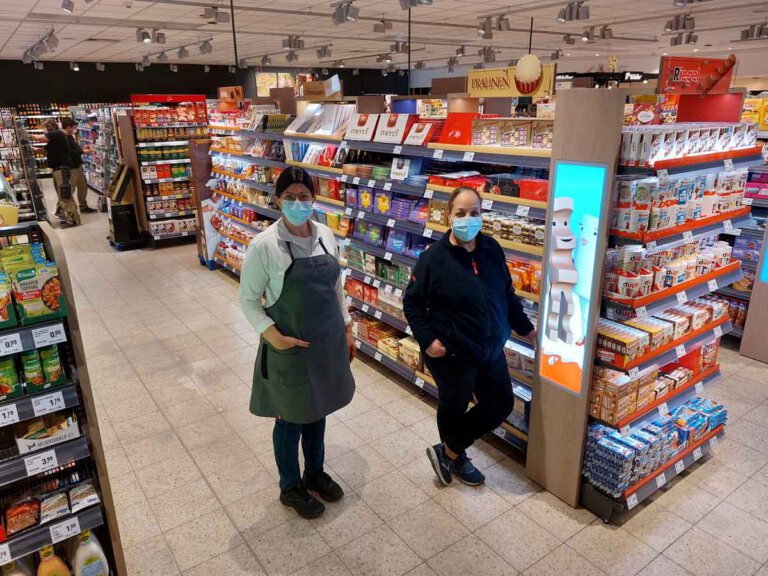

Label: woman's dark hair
[275,167,316,197]
[448,186,482,212]
[61,118,78,129]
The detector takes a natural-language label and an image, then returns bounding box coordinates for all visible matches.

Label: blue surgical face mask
[452,215,483,242]
[281,200,314,226]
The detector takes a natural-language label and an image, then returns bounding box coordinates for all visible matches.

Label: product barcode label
[424,189,434,199]
[743,198,753,206]
[0,404,19,428]
[386,218,396,228]
[481,199,494,210]
[423,228,433,239]
[368,179,376,188]
[414,377,425,389]
[50,516,81,544]
[657,169,669,179]
[707,279,718,291]
[0,333,22,356]
[516,205,530,217]
[710,435,718,448]
[32,323,66,348]
[352,177,360,184]
[675,344,687,358]
[658,402,669,416]
[647,240,657,251]
[695,381,704,394]
[384,252,393,261]
[32,391,65,417]
[675,460,685,474]
[374,352,382,362]
[723,220,734,233]
[362,304,369,313]
[0,544,9,564]
[714,326,723,338]
[340,140,348,149]
[357,211,366,220]
[374,310,382,320]
[626,493,639,510]
[373,279,381,288]
[463,151,475,162]
[619,424,632,436]
[693,447,703,460]
[724,158,735,170]
[656,472,667,488]
[24,449,58,476]
[636,306,647,318]
[394,288,403,298]
[676,291,687,305]
[341,175,348,182]
[433,149,444,159]
[683,231,694,241]
[393,146,403,155]
[383,182,392,191]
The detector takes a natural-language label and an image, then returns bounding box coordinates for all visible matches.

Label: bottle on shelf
[72,531,109,576]
[1,558,34,576]
[36,546,71,576]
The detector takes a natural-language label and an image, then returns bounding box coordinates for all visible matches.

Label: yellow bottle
[36,546,71,576]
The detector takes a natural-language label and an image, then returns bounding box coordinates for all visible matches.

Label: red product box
[346,278,365,301]
[518,179,549,202]
[437,113,480,146]
[363,285,379,307]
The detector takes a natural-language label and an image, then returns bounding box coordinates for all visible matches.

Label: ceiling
[1,0,767,72]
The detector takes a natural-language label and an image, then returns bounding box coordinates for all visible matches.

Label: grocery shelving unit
[9,118,47,221]
[0,221,124,573]
[71,104,125,196]
[14,106,72,179]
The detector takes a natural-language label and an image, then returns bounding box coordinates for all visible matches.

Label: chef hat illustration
[553,197,574,212]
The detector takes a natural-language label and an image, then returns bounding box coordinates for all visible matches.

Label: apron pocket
[267,346,308,388]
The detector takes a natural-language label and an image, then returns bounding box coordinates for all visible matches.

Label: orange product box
[518,179,549,202]
[437,112,480,146]
[345,278,365,301]
[363,285,379,307]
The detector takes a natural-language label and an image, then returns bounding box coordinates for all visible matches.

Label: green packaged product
[39,345,62,384]
[0,356,19,398]
[20,350,44,387]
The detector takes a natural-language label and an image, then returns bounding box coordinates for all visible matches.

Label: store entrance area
[42,181,768,576]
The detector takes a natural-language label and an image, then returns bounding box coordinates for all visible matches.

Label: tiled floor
[47,184,768,576]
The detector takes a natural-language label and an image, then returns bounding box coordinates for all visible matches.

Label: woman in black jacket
[403,186,536,486]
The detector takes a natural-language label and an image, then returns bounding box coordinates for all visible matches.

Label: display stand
[14,106,71,179]
[738,221,768,362]
[0,221,125,574]
[72,104,125,197]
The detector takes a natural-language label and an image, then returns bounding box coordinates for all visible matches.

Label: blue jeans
[273,417,326,491]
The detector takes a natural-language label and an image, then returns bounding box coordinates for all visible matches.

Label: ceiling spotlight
[331,1,358,25]
[556,1,589,23]
[238,58,247,69]
[353,68,359,75]
[398,69,405,76]
[399,0,432,9]
[684,15,695,30]
[170,63,178,72]
[70,61,79,71]
[508,58,519,66]
[155,31,166,44]
[199,39,213,54]
[556,8,567,23]
[670,33,683,46]
[137,28,150,43]
[45,32,59,50]
[478,17,493,39]
[31,44,46,59]
[33,61,44,71]
[415,60,425,69]
[322,68,329,74]
[497,15,511,31]
[447,56,458,73]
[157,51,168,63]
[204,64,210,72]
[551,50,560,60]
[563,34,576,45]
[480,46,496,63]
[373,19,392,33]
[578,3,589,19]
[384,53,392,63]
[382,68,388,76]
[261,55,272,66]
[282,35,304,51]
[135,63,144,71]
[286,50,299,62]
[673,0,687,6]
[685,32,698,44]
[142,55,151,66]
[693,47,699,52]
[228,65,236,73]
[203,6,230,24]
[474,63,485,70]
[335,60,346,68]
[664,19,674,32]
[581,27,593,42]
[22,51,32,65]
[61,0,74,13]
[177,47,189,59]
[316,45,331,59]
[456,45,466,58]
[600,25,613,39]
[95,62,105,71]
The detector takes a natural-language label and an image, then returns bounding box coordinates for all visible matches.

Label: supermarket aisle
[44,185,768,576]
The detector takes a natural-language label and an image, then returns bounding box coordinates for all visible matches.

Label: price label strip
[674,460,685,474]
[695,381,704,394]
[707,279,718,292]
[423,189,434,199]
[50,516,81,544]
[655,472,667,489]
[383,182,392,191]
[374,310,383,320]
[0,333,23,357]
[32,323,66,348]
[374,352,382,362]
[414,377,425,389]
[658,402,669,416]
[516,205,530,217]
[393,146,403,155]
[481,199,494,210]
[713,326,723,338]
[676,291,688,305]
[32,391,65,417]
[626,493,639,510]
[433,149,444,159]
[710,435,718,448]
[693,446,703,460]
[463,151,475,162]
[675,344,687,359]
[682,231,694,241]
[24,449,59,476]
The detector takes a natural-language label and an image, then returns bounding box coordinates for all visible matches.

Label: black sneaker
[59,220,78,229]
[453,453,485,486]
[426,443,454,486]
[303,470,344,502]
[80,207,97,213]
[280,485,325,519]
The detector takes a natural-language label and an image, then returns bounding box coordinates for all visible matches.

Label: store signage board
[538,161,610,396]
[217,86,244,112]
[657,55,735,95]
[468,64,556,98]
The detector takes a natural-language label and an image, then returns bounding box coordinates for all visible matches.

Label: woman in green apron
[240,167,356,519]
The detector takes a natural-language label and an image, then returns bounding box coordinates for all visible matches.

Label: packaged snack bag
[39,345,62,384]
[20,350,44,387]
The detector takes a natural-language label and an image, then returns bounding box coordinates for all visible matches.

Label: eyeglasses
[281,193,313,203]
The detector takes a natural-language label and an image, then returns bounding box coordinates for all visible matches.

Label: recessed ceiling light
[594,53,600,56]
[727,46,733,50]
[663,52,668,55]
[565,52,571,56]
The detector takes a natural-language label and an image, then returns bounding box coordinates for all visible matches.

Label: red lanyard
[472,259,479,276]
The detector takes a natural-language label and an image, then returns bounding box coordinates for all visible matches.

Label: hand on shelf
[263,325,310,351]
[426,339,447,358]
[526,328,538,349]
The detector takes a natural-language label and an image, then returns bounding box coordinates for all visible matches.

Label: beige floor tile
[664,527,760,576]
[371,427,430,469]
[390,499,469,560]
[322,419,366,461]
[381,395,435,426]
[405,565,438,576]
[236,417,277,457]
[337,524,422,576]
[358,377,411,407]
[426,534,516,576]
[291,552,353,576]
[158,331,203,352]
[133,451,203,499]
[104,444,133,480]
[434,482,512,531]
[726,419,768,456]
[517,491,596,541]
[727,477,768,523]
[650,478,721,524]
[112,410,171,442]
[122,430,186,470]
[314,492,383,549]
[102,391,159,424]
[345,407,404,443]
[182,543,265,576]
[109,471,147,509]
[476,508,560,572]
[199,455,275,505]
[124,535,181,576]
[523,544,605,576]
[684,460,749,499]
[115,497,163,548]
[400,455,446,497]
[566,523,658,576]
[246,519,331,576]
[465,440,507,471]
[744,399,768,426]
[635,555,694,576]
[482,457,541,506]
[699,501,768,563]
[327,444,395,489]
[165,509,244,572]
[619,504,691,553]
[176,413,236,450]
[207,383,252,412]
[160,396,217,428]
[408,418,441,445]
[357,469,429,520]
[714,439,768,478]
[224,486,295,535]
[335,393,378,422]
[730,363,768,387]
[147,478,221,532]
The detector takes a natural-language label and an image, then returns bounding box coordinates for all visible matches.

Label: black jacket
[66,135,83,169]
[403,232,535,365]
[45,129,71,170]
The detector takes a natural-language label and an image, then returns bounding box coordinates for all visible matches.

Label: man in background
[41,118,80,228]
[61,118,96,214]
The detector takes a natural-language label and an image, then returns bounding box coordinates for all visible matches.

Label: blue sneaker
[426,444,453,486]
[453,453,485,486]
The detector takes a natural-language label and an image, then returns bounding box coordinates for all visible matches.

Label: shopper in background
[41,119,80,228]
[240,167,355,519]
[403,187,536,486]
[61,118,96,213]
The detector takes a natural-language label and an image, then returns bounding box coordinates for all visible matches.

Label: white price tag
[0,544,10,565]
[723,220,734,234]
[394,288,403,298]
[405,325,413,335]
[414,377,425,389]
[516,205,530,217]
[24,449,59,476]
[374,352,382,362]
[355,340,361,349]
[345,296,352,305]
[424,189,434,199]
[463,151,475,162]
[657,169,669,179]
[724,158,735,170]
[676,291,687,305]
[658,402,669,416]
[743,197,753,206]
[675,344,687,358]
[683,231,694,241]
[384,252,393,261]
[695,381,704,394]
[373,279,381,288]
[693,447,703,460]
[364,276,372,285]
[362,304,370,313]
[352,177,360,184]
[620,424,632,436]
[345,207,353,216]
[647,240,657,251]
[383,182,392,191]
[481,199,494,210]
[0,404,19,427]
[714,326,723,338]
[710,435,718,448]
[433,149,444,159]
[626,493,638,510]
[423,228,433,239]
[368,179,376,188]
[629,367,640,379]
[386,218,396,228]
[32,324,66,348]
[636,306,647,318]
[164,212,172,218]
[50,516,81,544]
[493,427,506,439]
[0,333,23,357]
[341,175,348,182]
[675,460,685,474]
[384,284,393,294]
[32,391,65,417]
[393,146,403,155]
[340,140,348,149]
[656,473,667,488]
[707,279,718,291]
[357,211,366,220]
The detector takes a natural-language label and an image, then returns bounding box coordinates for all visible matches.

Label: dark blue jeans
[273,417,326,491]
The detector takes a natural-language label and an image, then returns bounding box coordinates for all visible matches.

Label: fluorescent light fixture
[70,61,79,71]
[95,62,105,71]
[61,0,74,13]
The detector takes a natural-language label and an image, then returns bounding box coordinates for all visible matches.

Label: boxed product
[0,356,20,401]
[404,122,437,146]
[429,198,449,227]
[596,319,651,365]
[390,157,423,181]
[530,121,553,149]
[377,336,400,359]
[345,113,379,141]
[363,285,379,307]
[624,317,674,350]
[374,114,418,144]
[9,262,63,320]
[345,278,365,301]
[15,414,80,454]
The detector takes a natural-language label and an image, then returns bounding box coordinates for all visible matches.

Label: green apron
[250,237,355,424]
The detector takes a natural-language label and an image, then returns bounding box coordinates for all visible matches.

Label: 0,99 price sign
[32,324,67,348]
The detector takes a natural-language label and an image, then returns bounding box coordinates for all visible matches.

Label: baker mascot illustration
[574,214,600,342]
[547,197,578,344]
